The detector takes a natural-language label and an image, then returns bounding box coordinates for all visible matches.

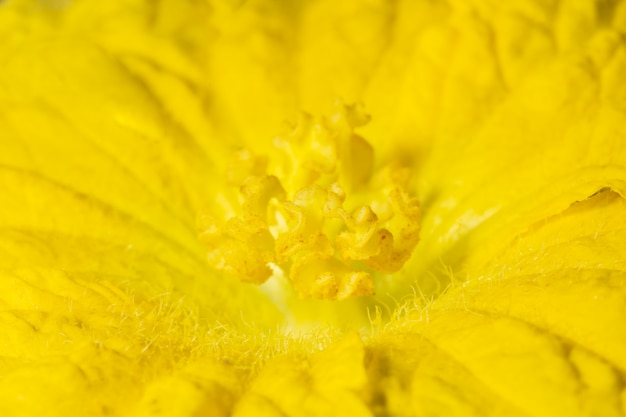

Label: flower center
[198,102,421,301]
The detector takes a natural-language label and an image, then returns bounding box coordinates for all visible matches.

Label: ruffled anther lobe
[198,103,421,300]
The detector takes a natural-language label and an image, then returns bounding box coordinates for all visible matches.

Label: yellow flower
[1,0,626,416]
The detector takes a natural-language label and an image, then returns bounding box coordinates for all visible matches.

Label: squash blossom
[2,0,626,416]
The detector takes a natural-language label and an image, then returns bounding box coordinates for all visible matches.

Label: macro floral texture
[1,0,626,416]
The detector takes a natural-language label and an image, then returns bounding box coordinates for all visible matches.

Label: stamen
[198,102,421,300]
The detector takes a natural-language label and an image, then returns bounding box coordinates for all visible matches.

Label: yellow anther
[199,102,421,300]
[240,175,285,218]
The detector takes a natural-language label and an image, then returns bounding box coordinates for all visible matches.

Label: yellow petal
[233,333,371,417]
[374,189,626,417]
